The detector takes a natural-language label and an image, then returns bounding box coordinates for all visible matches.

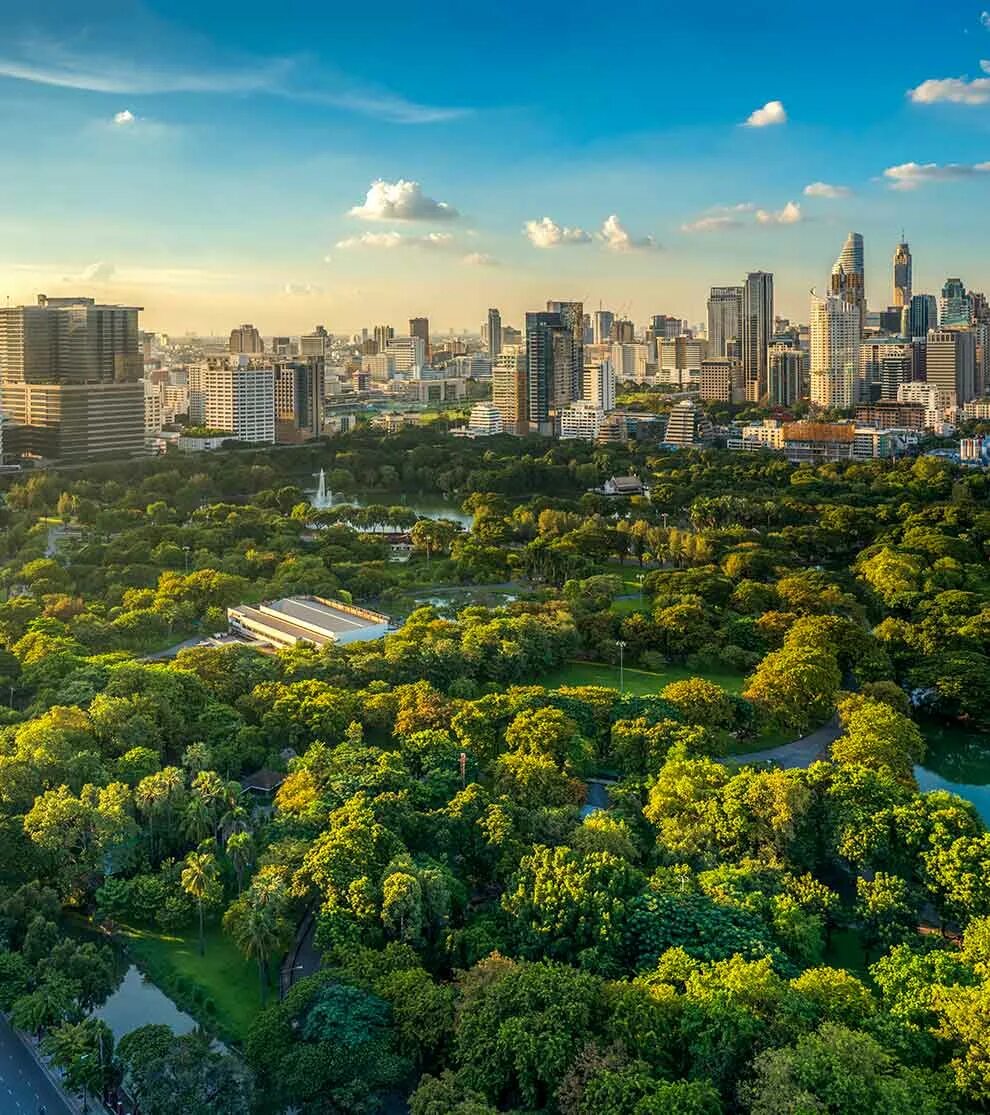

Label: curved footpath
[727,715,841,770]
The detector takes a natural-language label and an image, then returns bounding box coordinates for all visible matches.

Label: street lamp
[615,640,627,693]
[182,545,191,573]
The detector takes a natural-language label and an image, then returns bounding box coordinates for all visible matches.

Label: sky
[1,0,989,336]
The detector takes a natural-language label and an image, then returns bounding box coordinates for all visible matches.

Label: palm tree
[223,889,289,1002]
[180,851,219,957]
[226,832,255,893]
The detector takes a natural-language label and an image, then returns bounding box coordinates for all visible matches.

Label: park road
[0,1015,73,1114]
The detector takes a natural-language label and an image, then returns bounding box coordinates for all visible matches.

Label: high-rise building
[906,294,938,339]
[486,308,502,360]
[300,325,331,358]
[927,330,976,407]
[560,401,604,441]
[582,360,615,411]
[940,279,972,329]
[860,339,913,403]
[0,295,145,459]
[526,311,574,434]
[658,337,707,388]
[409,317,430,361]
[664,399,711,447]
[741,272,774,401]
[651,314,682,340]
[698,359,734,403]
[610,342,651,383]
[229,324,264,355]
[707,287,743,358]
[386,335,426,374]
[204,359,275,443]
[592,310,614,346]
[546,300,584,403]
[493,352,528,435]
[893,240,912,308]
[810,293,860,409]
[275,361,322,442]
[611,318,635,343]
[768,345,807,406]
[373,324,394,353]
[830,233,866,332]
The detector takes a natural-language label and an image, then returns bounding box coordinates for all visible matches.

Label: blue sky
[1,0,988,334]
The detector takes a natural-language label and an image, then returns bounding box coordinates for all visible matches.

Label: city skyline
[1,1,989,331]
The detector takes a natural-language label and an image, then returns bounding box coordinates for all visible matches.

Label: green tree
[180,850,221,956]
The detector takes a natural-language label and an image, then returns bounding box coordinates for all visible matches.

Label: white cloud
[681,215,743,233]
[803,181,851,198]
[462,252,498,266]
[598,214,658,252]
[744,100,787,127]
[883,160,990,189]
[283,282,323,296]
[982,60,990,74]
[982,10,990,28]
[523,217,592,248]
[347,179,458,222]
[336,231,456,250]
[755,200,803,225]
[908,76,990,104]
[112,109,135,126]
[80,261,116,281]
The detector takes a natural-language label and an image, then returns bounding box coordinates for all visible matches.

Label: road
[0,1016,74,1114]
[726,716,841,770]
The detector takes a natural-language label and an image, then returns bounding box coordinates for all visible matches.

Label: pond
[308,486,473,529]
[917,719,990,825]
[92,964,198,1041]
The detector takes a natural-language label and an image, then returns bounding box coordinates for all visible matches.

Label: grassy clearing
[541,660,747,696]
[121,923,271,1042]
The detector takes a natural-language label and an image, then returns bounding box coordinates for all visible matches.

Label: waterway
[92,965,198,1041]
[917,720,990,825]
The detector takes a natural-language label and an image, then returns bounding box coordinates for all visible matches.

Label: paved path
[727,715,841,770]
[0,1017,74,1114]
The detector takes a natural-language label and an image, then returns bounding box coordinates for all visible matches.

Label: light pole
[615,640,627,693]
[182,545,190,573]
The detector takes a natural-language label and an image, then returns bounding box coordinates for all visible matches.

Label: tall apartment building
[611,318,635,343]
[860,340,913,402]
[741,272,774,401]
[940,279,972,329]
[610,342,651,383]
[768,345,807,406]
[275,361,322,442]
[651,314,683,340]
[0,295,145,460]
[526,310,576,434]
[204,359,275,443]
[386,335,426,375]
[698,358,734,403]
[830,232,866,332]
[893,240,912,308]
[546,300,584,399]
[707,287,743,358]
[229,324,264,354]
[658,337,707,388]
[664,399,711,447]
[926,330,976,407]
[810,294,860,409]
[486,308,502,359]
[372,324,394,353]
[582,360,615,411]
[492,351,528,435]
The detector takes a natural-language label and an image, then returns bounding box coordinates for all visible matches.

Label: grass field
[122,923,271,1042]
[541,660,747,696]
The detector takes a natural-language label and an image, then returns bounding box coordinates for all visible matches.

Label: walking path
[727,715,841,770]
[0,1015,75,1114]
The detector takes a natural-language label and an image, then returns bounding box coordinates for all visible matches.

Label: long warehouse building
[228,595,391,648]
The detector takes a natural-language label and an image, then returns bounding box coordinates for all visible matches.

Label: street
[0,1016,73,1114]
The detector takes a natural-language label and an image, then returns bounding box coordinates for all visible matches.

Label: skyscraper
[582,360,615,411]
[830,232,866,331]
[906,294,938,339]
[486,308,502,359]
[592,310,614,345]
[741,272,774,401]
[205,359,275,443]
[0,295,145,459]
[893,239,912,308]
[707,287,743,358]
[768,345,807,406]
[526,310,575,434]
[546,300,584,403]
[409,317,430,360]
[927,330,976,406]
[940,279,972,328]
[300,325,331,358]
[373,324,394,353]
[810,293,860,409]
[492,351,528,435]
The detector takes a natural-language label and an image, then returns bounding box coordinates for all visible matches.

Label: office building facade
[741,272,774,401]
[707,286,743,358]
[810,294,860,409]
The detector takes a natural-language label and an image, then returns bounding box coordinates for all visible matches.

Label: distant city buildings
[229,323,264,355]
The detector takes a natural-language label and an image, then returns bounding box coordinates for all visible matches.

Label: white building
[582,360,615,411]
[610,342,651,383]
[664,398,711,447]
[810,294,860,409]
[385,335,426,375]
[658,337,707,388]
[897,382,947,430]
[144,379,162,434]
[204,359,275,443]
[560,402,604,440]
[451,353,492,379]
[363,353,397,382]
[467,402,503,436]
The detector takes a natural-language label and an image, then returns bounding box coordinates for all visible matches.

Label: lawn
[541,660,747,696]
[121,923,272,1042]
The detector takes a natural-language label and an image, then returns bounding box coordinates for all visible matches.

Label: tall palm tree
[180,851,219,957]
[223,890,289,1002]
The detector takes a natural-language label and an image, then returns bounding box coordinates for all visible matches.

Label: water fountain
[312,468,333,510]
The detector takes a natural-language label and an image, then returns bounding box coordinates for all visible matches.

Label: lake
[92,965,197,1041]
[308,489,473,529]
[917,719,990,825]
